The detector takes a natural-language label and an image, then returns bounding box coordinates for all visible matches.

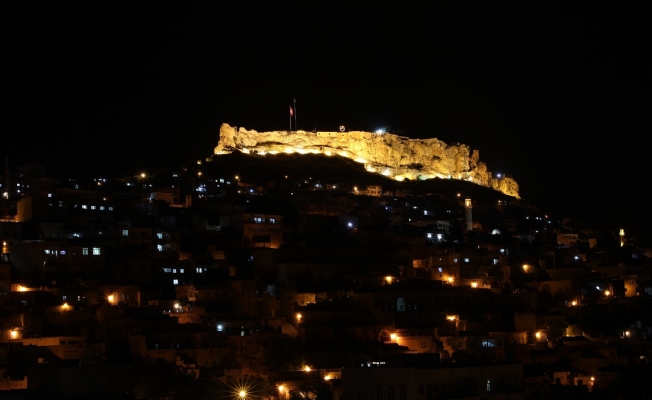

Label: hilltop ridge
[214,123,520,198]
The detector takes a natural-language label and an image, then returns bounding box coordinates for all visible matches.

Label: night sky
[4,4,650,239]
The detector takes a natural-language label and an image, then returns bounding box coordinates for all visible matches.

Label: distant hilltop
[214,123,520,198]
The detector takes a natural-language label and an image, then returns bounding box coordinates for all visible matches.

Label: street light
[238,390,247,399]
[471,282,478,288]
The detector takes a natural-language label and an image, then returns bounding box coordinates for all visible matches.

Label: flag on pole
[289,106,294,116]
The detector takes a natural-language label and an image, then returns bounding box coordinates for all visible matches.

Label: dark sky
[4,3,650,238]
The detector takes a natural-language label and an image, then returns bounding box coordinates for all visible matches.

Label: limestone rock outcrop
[214,123,519,198]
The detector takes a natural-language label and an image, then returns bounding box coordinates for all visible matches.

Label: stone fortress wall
[214,123,519,198]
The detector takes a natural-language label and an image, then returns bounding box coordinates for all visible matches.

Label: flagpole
[293,96,297,131]
[289,106,292,132]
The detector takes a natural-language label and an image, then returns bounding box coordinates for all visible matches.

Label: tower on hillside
[464,198,473,232]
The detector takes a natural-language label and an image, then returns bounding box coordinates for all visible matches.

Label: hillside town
[1,156,651,399]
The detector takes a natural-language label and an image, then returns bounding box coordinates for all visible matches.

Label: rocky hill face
[214,123,519,198]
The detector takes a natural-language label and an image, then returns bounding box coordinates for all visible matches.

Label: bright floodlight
[239,390,247,398]
[375,128,385,134]
[471,282,478,288]
[347,222,353,228]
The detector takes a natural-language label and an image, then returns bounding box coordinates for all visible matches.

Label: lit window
[48,193,52,198]
[453,258,458,262]
[163,268,172,273]
[45,250,51,255]
[99,206,105,210]
[81,205,87,209]
[269,218,276,224]
[60,250,66,255]
[180,269,184,273]
[487,380,491,392]
[92,247,101,255]
[108,207,113,211]
[464,258,470,262]
[196,267,202,273]
[438,267,443,272]
[90,205,96,210]
[82,248,88,255]
[172,269,177,273]
[173,279,179,285]
[157,245,163,251]
[122,229,128,237]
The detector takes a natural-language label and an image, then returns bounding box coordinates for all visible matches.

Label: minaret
[464,198,473,232]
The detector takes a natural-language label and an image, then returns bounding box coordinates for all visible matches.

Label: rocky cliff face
[214,123,519,198]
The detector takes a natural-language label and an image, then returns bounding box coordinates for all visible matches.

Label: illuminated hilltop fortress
[214,123,520,198]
